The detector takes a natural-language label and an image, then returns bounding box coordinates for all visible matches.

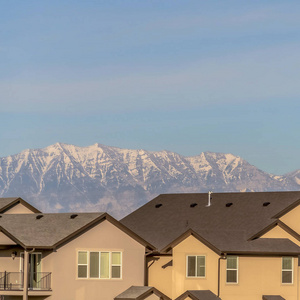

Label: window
[111,252,122,278]
[78,251,88,278]
[187,255,205,277]
[77,251,122,279]
[282,257,293,284]
[226,256,238,283]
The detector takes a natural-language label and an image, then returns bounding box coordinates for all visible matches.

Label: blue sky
[1,0,300,175]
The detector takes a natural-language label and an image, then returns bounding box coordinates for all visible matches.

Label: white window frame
[186,255,206,278]
[111,251,122,279]
[282,257,293,284]
[226,256,238,284]
[77,251,88,279]
[77,250,122,280]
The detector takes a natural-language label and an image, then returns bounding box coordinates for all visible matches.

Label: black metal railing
[29,272,51,290]
[0,272,23,290]
[0,272,51,291]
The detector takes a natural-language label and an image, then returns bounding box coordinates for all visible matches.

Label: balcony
[0,272,51,291]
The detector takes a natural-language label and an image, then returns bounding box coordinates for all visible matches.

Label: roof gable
[115,286,171,300]
[121,192,300,254]
[0,197,41,214]
[0,212,155,250]
[175,290,221,300]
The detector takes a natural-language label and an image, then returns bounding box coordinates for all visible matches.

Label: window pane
[227,256,237,269]
[187,256,196,276]
[227,270,237,283]
[282,271,292,283]
[78,265,87,278]
[196,256,205,277]
[112,252,121,265]
[90,252,99,278]
[100,252,109,278]
[197,256,205,267]
[282,257,292,270]
[197,266,205,277]
[78,251,87,264]
[112,266,121,278]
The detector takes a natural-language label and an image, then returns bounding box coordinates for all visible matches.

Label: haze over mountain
[0,143,299,219]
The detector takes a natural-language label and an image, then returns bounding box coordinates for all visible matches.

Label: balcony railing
[0,272,51,291]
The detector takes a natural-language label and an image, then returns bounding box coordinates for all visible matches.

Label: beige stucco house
[121,191,300,300]
[2,192,300,300]
[0,198,168,300]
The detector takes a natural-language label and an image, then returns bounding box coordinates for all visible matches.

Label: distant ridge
[0,143,299,219]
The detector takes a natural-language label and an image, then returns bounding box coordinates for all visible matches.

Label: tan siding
[148,256,173,298]
[42,219,145,300]
[262,225,300,246]
[169,235,299,300]
[280,204,300,234]
[4,203,35,214]
[0,249,22,272]
[220,256,298,300]
[0,231,17,245]
[172,235,219,299]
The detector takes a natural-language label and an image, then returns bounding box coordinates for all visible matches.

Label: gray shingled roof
[263,296,285,300]
[114,286,152,299]
[121,191,300,254]
[0,197,41,213]
[0,197,20,211]
[114,286,171,300]
[175,290,221,300]
[0,213,105,247]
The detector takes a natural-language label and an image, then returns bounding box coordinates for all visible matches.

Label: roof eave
[160,229,222,255]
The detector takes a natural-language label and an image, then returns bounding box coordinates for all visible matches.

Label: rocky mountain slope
[0,143,299,218]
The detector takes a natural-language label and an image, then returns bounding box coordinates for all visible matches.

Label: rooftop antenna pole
[207,191,213,207]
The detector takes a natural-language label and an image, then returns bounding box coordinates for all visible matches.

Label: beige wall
[148,256,173,297]
[145,293,161,300]
[220,256,298,300]
[172,235,219,299]
[160,235,299,300]
[262,225,300,246]
[4,203,35,214]
[0,248,23,272]
[280,204,300,234]
[42,219,145,300]
[0,232,17,245]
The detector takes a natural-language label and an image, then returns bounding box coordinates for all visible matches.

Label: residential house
[121,191,300,300]
[2,191,300,300]
[0,198,168,300]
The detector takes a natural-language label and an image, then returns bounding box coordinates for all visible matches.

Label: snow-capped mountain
[0,143,299,219]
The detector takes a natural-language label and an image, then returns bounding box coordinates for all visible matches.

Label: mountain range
[0,143,299,219]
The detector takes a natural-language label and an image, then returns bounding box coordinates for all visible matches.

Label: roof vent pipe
[206,191,213,207]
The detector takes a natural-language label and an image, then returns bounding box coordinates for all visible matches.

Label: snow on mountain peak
[0,143,299,219]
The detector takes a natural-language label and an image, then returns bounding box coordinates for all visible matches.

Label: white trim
[186,255,206,278]
[77,251,88,279]
[20,252,42,273]
[111,251,122,279]
[226,256,238,284]
[282,257,293,284]
[76,250,122,280]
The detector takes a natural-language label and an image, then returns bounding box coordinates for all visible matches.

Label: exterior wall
[280,204,300,234]
[0,232,17,245]
[169,235,298,300]
[145,293,160,300]
[4,203,35,214]
[0,248,23,272]
[42,220,145,300]
[220,256,298,300]
[148,256,173,298]
[172,235,219,299]
[261,225,300,246]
